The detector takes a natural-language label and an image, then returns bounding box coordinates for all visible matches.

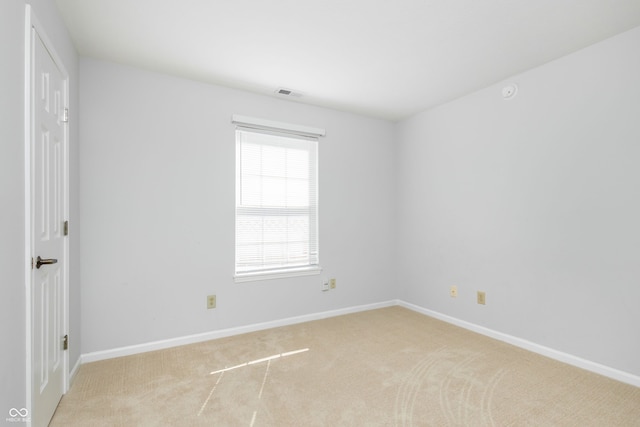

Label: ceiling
[55,0,640,121]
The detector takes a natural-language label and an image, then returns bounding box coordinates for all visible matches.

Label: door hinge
[31,257,34,270]
[63,335,68,351]
[62,108,69,123]
[64,220,69,236]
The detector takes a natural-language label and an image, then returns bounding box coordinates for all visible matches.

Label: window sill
[234,267,322,283]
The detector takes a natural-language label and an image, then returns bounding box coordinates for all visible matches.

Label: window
[233,115,324,281]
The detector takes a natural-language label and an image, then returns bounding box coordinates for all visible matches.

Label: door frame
[24,4,70,423]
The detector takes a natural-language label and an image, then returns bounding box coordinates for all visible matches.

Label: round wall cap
[502,84,518,100]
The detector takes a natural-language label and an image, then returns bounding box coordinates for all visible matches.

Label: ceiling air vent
[275,88,302,98]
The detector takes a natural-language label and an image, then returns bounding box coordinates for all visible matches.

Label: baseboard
[396,300,640,388]
[64,354,81,394]
[79,298,639,388]
[81,300,396,364]
[68,355,81,387]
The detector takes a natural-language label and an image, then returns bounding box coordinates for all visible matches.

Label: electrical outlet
[450,285,458,297]
[329,278,336,289]
[322,280,329,292]
[477,291,486,305]
[207,295,216,309]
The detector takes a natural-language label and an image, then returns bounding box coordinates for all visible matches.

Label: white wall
[0,0,28,415]
[0,0,79,418]
[79,59,396,354]
[396,26,640,376]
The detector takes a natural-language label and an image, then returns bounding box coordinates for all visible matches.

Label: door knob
[36,256,58,269]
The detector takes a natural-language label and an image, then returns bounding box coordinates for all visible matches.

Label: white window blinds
[234,118,321,281]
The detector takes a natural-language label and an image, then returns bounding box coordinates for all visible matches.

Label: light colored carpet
[51,307,640,426]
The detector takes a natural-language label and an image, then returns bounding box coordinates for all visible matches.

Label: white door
[31,26,67,427]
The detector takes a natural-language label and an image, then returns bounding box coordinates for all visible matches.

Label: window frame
[232,115,324,282]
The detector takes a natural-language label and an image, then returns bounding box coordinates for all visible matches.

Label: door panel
[32,27,66,427]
